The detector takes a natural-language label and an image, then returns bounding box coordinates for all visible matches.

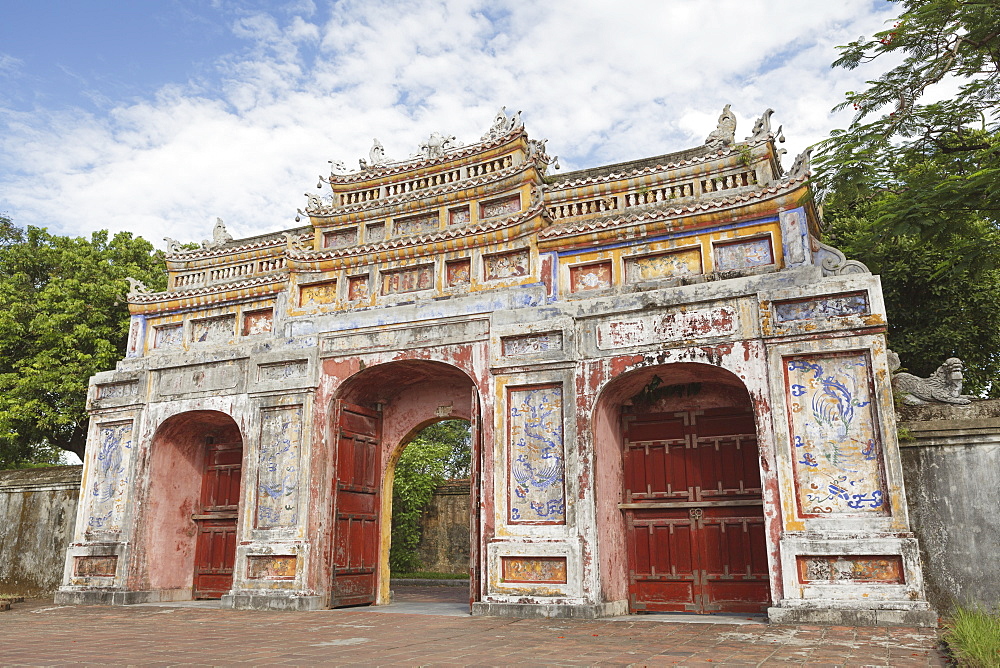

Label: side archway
[137,410,244,600]
[593,363,771,614]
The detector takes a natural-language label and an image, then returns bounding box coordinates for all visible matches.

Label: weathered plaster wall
[898,400,1000,613]
[417,481,471,574]
[0,466,81,597]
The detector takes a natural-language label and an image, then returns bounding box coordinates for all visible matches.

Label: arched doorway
[328,360,480,609]
[143,410,244,600]
[595,363,770,614]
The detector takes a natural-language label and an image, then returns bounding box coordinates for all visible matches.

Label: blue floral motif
[786,353,889,516]
[509,386,565,523]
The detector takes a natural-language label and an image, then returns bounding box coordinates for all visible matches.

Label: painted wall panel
[507,385,565,524]
[784,352,888,516]
[255,406,303,528]
[85,421,134,535]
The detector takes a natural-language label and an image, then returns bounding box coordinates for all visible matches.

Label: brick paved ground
[0,594,948,667]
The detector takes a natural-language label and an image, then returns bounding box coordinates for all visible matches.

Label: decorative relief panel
[97,382,139,399]
[774,292,870,323]
[797,556,903,584]
[785,352,889,516]
[348,275,370,300]
[191,315,236,344]
[365,222,386,243]
[714,237,774,271]
[127,317,144,356]
[246,554,297,579]
[257,360,308,382]
[85,421,133,534]
[157,360,244,398]
[569,261,612,292]
[501,556,567,583]
[256,406,303,528]
[625,248,702,283]
[299,280,338,307]
[394,212,439,236]
[502,332,563,356]
[481,194,521,219]
[73,555,118,577]
[484,250,530,281]
[448,206,471,226]
[154,324,183,348]
[595,306,737,349]
[446,259,471,286]
[508,385,565,524]
[324,228,358,249]
[381,264,434,294]
[242,309,273,336]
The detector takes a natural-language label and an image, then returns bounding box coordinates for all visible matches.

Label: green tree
[824,191,1000,394]
[0,217,166,467]
[815,0,1000,266]
[815,0,1000,392]
[389,420,471,573]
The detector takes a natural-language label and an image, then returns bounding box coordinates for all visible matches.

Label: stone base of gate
[472,600,629,619]
[54,588,185,606]
[222,592,326,611]
[767,601,937,627]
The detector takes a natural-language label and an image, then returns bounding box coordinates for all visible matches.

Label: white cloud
[0,0,900,247]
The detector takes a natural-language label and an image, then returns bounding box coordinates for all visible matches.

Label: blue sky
[0,1,899,246]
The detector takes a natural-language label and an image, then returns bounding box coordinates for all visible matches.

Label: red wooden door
[621,408,769,614]
[331,400,381,607]
[193,441,242,599]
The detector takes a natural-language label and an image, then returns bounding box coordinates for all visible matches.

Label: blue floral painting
[508,385,565,523]
[86,421,133,533]
[256,406,302,528]
[785,352,888,516]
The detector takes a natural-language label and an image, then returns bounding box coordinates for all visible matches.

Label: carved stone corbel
[810,235,870,276]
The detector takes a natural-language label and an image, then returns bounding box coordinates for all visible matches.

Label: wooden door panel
[193,520,238,599]
[193,442,242,599]
[331,401,380,608]
[623,407,770,614]
[625,441,692,501]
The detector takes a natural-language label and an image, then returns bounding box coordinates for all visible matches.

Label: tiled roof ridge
[538,173,807,238]
[308,160,532,218]
[290,202,547,262]
[164,230,313,262]
[129,273,288,304]
[546,137,771,191]
[329,128,526,184]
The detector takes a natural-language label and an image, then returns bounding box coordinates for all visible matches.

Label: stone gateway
[56,108,935,626]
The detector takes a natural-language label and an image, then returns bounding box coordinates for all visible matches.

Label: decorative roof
[305,160,532,219]
[164,227,310,261]
[290,202,548,262]
[538,172,808,239]
[128,273,287,304]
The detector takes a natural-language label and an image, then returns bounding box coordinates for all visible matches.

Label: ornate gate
[193,441,242,599]
[330,400,381,607]
[621,408,769,613]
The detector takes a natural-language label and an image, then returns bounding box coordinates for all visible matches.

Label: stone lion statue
[888,350,976,405]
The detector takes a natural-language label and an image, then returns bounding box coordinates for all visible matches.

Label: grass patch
[942,605,1000,667]
[392,571,468,580]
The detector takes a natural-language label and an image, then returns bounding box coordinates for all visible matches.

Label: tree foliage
[814,0,1000,269]
[0,217,166,467]
[825,193,1000,395]
[816,0,1000,393]
[389,420,471,573]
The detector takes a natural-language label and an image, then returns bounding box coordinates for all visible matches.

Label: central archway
[594,363,771,614]
[328,359,480,608]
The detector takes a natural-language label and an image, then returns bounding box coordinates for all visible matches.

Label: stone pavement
[0,589,948,667]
